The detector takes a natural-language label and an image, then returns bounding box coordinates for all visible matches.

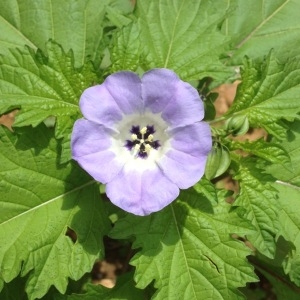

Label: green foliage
[0,0,300,299]
[193,178,218,204]
[205,143,231,180]
[0,276,34,300]
[266,121,300,285]
[263,272,300,300]
[239,284,267,300]
[248,236,300,299]
[267,121,300,187]
[0,0,108,68]
[0,41,97,162]
[110,189,257,300]
[0,125,110,300]
[110,23,140,72]
[233,158,280,258]
[226,52,300,138]
[257,261,300,299]
[65,272,147,299]
[230,139,290,164]
[135,0,233,82]
[224,0,300,64]
[225,115,249,136]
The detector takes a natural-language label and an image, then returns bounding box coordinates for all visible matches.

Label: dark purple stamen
[139,151,148,159]
[125,124,160,158]
[130,125,140,134]
[146,125,155,135]
[150,140,160,149]
[125,140,136,150]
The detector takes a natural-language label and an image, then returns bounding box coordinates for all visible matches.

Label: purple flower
[71,69,212,216]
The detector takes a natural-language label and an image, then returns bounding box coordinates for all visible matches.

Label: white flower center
[124,125,161,159]
[110,112,171,171]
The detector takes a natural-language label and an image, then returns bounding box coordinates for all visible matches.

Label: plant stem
[208,116,227,125]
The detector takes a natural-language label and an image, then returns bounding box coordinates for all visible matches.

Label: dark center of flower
[125,125,160,158]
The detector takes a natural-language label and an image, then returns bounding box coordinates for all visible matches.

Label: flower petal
[169,122,212,157]
[158,149,208,189]
[71,119,124,183]
[79,85,123,127]
[106,166,179,216]
[158,123,212,189]
[104,71,143,114]
[142,69,178,113]
[142,69,204,127]
[80,72,143,128]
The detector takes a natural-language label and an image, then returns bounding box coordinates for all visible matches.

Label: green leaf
[274,184,300,286]
[0,124,110,300]
[226,52,300,139]
[110,189,257,300]
[110,22,140,72]
[108,0,135,15]
[239,283,267,300]
[105,5,132,28]
[266,121,300,286]
[135,0,233,82]
[0,276,30,300]
[0,274,64,300]
[224,0,300,64]
[0,277,59,300]
[267,121,300,187]
[234,158,280,258]
[66,272,147,299]
[249,248,300,300]
[230,139,290,164]
[193,178,218,204]
[0,0,107,68]
[0,41,97,163]
[261,268,300,300]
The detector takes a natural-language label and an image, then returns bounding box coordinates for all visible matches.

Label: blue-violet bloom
[71,69,212,216]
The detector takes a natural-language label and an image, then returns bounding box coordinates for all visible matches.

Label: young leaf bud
[205,143,231,180]
[226,115,249,136]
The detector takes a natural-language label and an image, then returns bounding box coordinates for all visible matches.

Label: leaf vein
[164,0,186,68]
[0,180,95,227]
[236,0,290,48]
[170,204,197,299]
[0,15,37,50]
